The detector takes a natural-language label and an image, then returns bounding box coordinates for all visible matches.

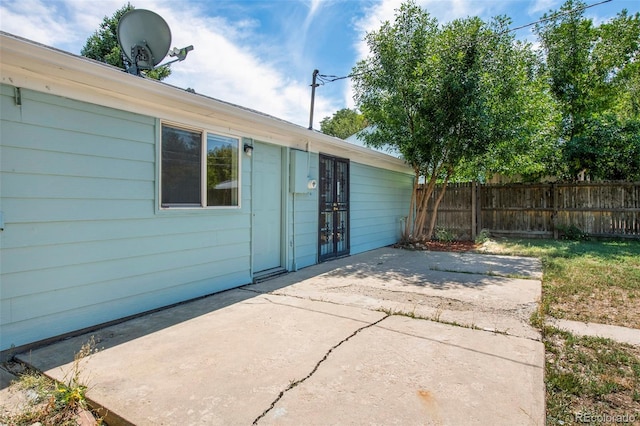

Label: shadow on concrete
[14,247,539,376]
[318,249,540,290]
[14,288,258,376]
[14,252,391,375]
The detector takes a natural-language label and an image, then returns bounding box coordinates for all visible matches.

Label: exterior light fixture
[243,143,254,157]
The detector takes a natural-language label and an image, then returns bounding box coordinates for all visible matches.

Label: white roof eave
[0,32,412,175]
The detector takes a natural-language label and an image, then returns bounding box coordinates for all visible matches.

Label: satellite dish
[117,9,172,75]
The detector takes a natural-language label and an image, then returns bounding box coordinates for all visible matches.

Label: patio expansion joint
[242,286,541,342]
[267,290,353,307]
[251,313,391,425]
[239,286,266,294]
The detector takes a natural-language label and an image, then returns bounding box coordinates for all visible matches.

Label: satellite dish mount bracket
[125,43,155,75]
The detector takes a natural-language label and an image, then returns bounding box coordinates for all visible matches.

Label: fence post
[552,182,559,240]
[471,182,477,239]
[476,182,482,236]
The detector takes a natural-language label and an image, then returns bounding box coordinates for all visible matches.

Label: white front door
[253,142,282,272]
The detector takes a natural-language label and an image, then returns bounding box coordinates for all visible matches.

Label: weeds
[434,227,456,243]
[56,336,98,412]
[544,326,640,425]
[482,238,640,328]
[556,224,590,241]
[377,306,481,331]
[475,228,491,244]
[483,237,640,425]
[0,337,101,426]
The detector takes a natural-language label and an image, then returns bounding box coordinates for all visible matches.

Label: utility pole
[308,69,319,130]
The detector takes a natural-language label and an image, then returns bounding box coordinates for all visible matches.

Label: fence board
[420,181,640,239]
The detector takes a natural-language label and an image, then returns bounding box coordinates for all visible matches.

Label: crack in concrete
[428,265,537,280]
[242,288,364,312]
[379,308,542,342]
[244,286,541,343]
[252,314,391,425]
[238,286,264,294]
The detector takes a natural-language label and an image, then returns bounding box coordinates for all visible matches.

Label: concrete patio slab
[547,317,640,346]
[250,247,541,339]
[17,292,385,425]
[10,247,544,425]
[262,316,544,425]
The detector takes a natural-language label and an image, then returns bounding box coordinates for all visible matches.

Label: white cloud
[348,0,572,108]
[154,2,319,127]
[1,0,81,51]
[347,0,487,107]
[307,0,323,21]
[528,0,559,15]
[156,0,342,128]
[353,0,490,61]
[0,0,330,128]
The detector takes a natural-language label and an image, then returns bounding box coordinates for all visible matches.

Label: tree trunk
[404,169,420,239]
[414,166,441,240]
[413,184,432,240]
[425,168,453,240]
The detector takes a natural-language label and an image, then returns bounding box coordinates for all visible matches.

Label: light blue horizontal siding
[1,173,154,200]
[5,250,249,323]
[2,269,248,350]
[288,152,319,269]
[12,86,155,142]
[0,85,252,351]
[1,215,248,249]
[350,162,413,254]
[2,144,154,181]
[1,120,154,160]
[1,198,154,222]
[3,228,250,279]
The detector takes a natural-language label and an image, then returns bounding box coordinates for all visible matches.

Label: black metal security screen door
[319,154,350,262]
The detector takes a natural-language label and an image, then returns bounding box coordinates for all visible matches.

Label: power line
[312,0,613,86]
[506,0,612,33]
[316,72,362,85]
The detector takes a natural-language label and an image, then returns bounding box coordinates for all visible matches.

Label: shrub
[556,224,589,241]
[434,227,456,243]
[475,229,491,244]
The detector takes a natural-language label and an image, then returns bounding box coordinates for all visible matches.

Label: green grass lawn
[543,327,640,425]
[483,238,640,328]
[483,237,640,425]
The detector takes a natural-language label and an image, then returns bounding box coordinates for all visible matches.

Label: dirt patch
[393,240,479,252]
[545,327,640,424]
[330,284,485,312]
[551,288,640,330]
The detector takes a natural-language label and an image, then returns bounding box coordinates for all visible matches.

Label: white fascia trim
[0,32,413,175]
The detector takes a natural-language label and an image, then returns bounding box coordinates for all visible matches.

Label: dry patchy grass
[0,338,101,425]
[481,238,640,328]
[482,237,640,425]
[544,326,640,425]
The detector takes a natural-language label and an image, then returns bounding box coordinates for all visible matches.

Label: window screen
[161,125,202,206]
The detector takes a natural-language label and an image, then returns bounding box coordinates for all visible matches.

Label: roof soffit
[0,33,412,174]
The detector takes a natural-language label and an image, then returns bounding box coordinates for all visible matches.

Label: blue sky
[1,0,638,129]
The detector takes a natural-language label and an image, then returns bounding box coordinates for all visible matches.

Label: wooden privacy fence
[421,181,640,239]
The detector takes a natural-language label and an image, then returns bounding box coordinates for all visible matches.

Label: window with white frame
[161,124,239,207]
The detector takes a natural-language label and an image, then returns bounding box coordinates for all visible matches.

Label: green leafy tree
[81,3,171,80]
[534,1,640,180]
[320,108,368,139]
[207,145,238,205]
[353,1,552,240]
[564,114,640,181]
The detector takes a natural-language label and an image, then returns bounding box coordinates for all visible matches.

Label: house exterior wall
[287,152,320,271]
[350,163,413,254]
[0,80,413,352]
[0,85,252,350]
